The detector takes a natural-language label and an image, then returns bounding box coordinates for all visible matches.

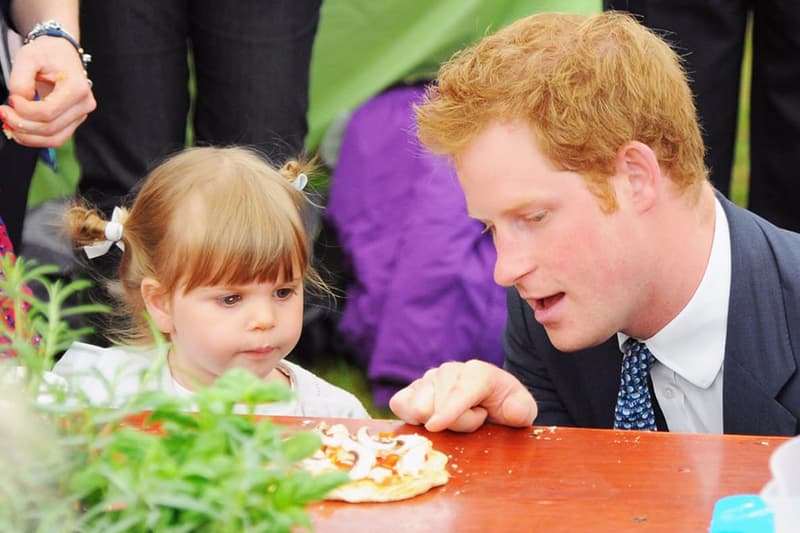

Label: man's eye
[220,294,241,306]
[275,287,296,300]
[525,210,548,223]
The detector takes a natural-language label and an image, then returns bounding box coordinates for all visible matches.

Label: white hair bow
[291,173,308,191]
[83,207,126,259]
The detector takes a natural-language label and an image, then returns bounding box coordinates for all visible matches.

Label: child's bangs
[181,223,307,292]
[173,183,308,292]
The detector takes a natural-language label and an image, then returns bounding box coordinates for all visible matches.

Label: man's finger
[426,405,488,433]
[389,378,435,426]
[424,361,496,431]
[459,359,537,427]
[498,387,538,427]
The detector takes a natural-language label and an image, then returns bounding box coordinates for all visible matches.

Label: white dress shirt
[618,198,731,433]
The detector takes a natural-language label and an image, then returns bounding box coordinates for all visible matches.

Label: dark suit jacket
[504,194,800,436]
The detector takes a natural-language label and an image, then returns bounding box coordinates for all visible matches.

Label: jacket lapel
[721,197,798,435]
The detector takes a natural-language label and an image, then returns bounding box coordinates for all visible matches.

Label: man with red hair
[390,12,800,437]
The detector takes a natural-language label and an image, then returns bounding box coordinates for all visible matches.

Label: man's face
[456,120,642,351]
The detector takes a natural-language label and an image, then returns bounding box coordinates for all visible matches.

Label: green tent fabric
[306,0,600,151]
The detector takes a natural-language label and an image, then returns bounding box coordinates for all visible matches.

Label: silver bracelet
[23,20,92,75]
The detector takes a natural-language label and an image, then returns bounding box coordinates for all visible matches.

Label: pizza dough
[302,423,450,502]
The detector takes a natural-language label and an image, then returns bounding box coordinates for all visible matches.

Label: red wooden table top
[271,416,786,532]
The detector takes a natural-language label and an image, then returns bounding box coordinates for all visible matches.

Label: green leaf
[281,431,323,461]
[91,513,143,533]
[148,494,221,518]
[289,470,350,502]
[205,368,294,406]
[147,407,200,430]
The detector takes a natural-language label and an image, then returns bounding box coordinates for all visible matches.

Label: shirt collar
[618,198,730,389]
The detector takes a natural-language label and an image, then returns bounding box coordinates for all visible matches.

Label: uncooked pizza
[302,422,450,502]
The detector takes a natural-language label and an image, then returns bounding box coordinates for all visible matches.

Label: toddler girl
[54,146,368,418]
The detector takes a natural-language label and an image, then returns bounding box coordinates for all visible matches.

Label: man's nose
[493,233,536,287]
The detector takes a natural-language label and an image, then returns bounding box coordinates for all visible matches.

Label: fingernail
[3,125,15,140]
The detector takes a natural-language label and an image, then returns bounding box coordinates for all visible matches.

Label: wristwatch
[23,20,92,73]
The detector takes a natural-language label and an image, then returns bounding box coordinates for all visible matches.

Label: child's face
[164,277,304,388]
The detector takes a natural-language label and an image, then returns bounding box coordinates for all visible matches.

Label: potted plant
[0,256,347,532]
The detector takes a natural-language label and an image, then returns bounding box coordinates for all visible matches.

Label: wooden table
[274,417,787,532]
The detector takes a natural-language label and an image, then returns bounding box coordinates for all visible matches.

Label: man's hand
[389,359,538,432]
[0,35,96,147]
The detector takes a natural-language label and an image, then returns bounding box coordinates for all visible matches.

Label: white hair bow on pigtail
[83,207,126,259]
[291,173,308,191]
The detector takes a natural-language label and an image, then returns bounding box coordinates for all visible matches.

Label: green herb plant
[0,255,348,532]
[0,255,107,375]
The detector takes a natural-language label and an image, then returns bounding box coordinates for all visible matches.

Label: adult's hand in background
[0,34,95,147]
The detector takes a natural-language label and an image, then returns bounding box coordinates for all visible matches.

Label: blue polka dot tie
[613,338,657,431]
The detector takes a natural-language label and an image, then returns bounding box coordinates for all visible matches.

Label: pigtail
[64,202,128,255]
[277,155,335,303]
[62,203,135,346]
[278,159,306,180]
[278,156,319,191]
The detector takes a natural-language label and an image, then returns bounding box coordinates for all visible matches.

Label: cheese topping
[306,423,435,482]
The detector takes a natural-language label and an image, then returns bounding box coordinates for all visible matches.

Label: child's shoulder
[279,360,370,419]
[54,342,162,376]
[53,342,169,406]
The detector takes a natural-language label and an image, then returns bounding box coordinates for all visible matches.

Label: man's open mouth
[537,293,564,310]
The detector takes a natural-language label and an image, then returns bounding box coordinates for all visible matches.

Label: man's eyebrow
[469,198,540,223]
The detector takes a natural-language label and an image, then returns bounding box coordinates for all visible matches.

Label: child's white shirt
[53,342,370,419]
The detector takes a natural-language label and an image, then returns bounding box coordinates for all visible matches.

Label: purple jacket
[326,85,506,405]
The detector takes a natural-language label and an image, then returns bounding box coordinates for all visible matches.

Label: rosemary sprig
[0,256,347,531]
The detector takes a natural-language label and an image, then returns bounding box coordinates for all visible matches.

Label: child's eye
[274,287,296,300]
[219,294,241,306]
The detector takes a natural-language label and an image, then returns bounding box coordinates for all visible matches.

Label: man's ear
[141,277,174,334]
[615,141,661,212]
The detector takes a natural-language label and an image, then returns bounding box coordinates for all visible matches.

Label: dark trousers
[0,140,38,251]
[605,0,800,231]
[0,13,38,251]
[75,0,322,211]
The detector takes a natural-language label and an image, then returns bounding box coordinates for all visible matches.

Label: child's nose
[249,299,276,330]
